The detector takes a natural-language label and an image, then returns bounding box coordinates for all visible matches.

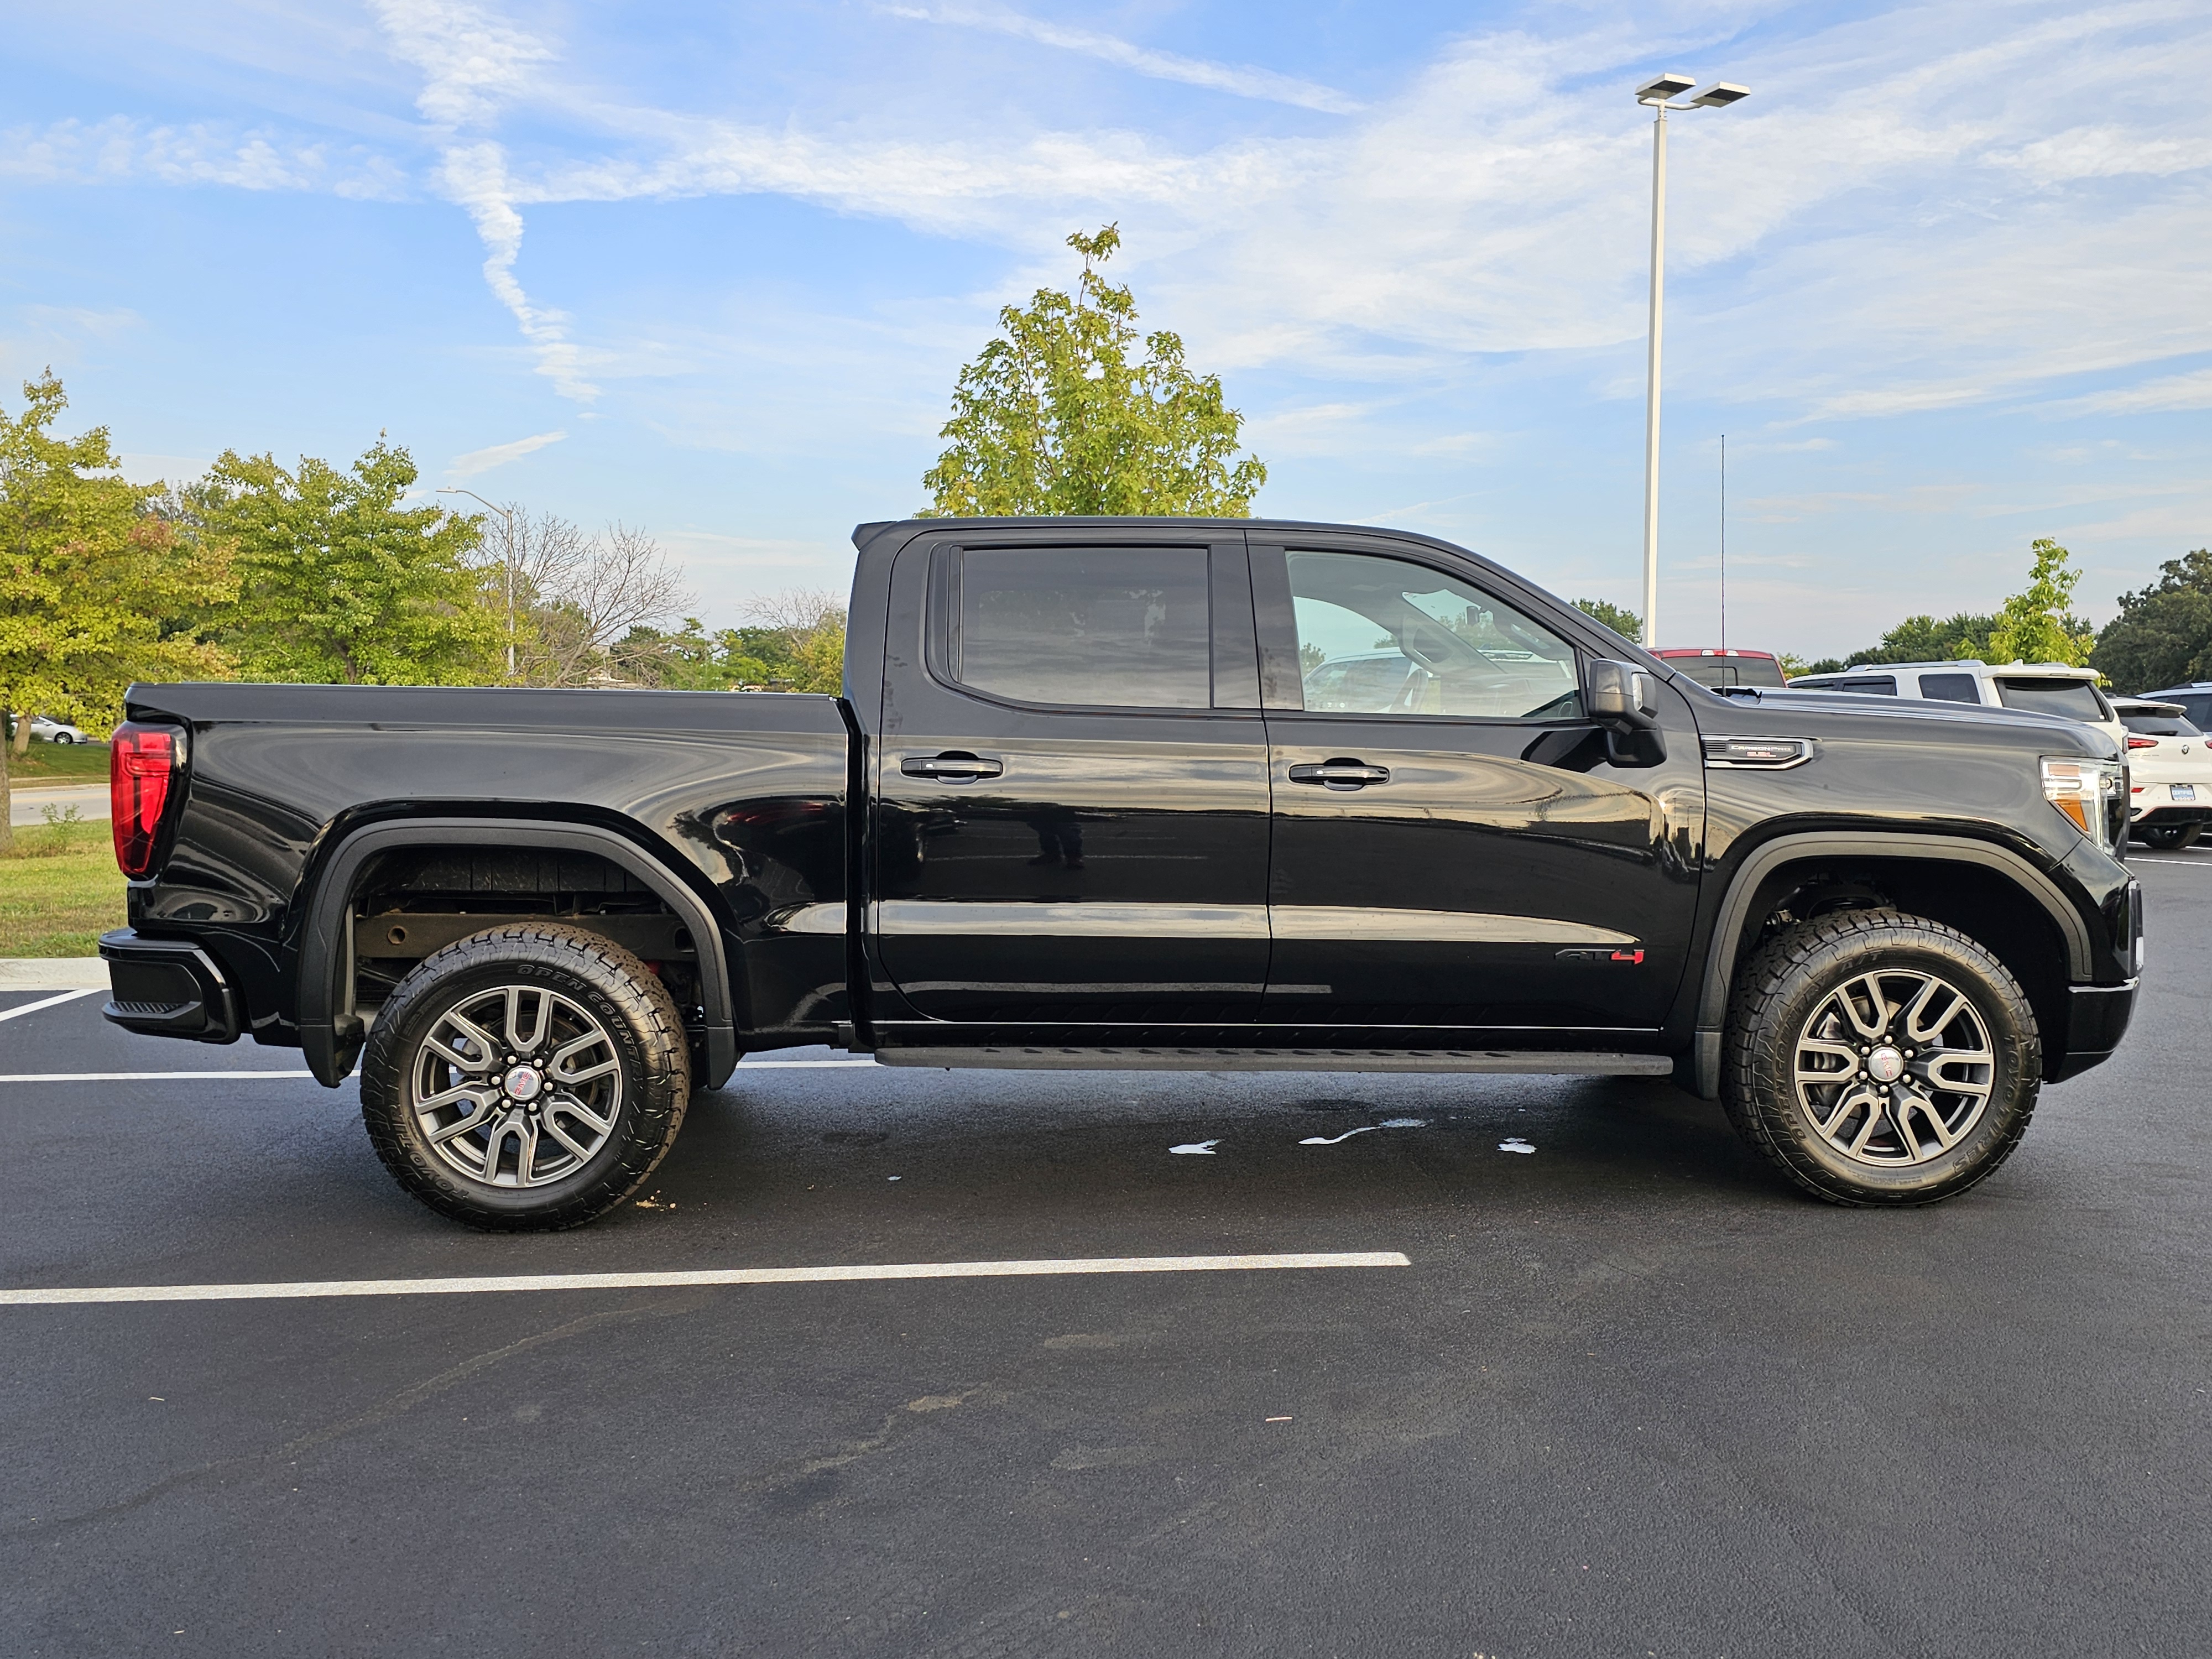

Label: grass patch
[7,740,109,784]
[0,817,123,956]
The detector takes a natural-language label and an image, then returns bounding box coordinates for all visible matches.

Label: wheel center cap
[1866,1046,1906,1084]
[504,1064,544,1102]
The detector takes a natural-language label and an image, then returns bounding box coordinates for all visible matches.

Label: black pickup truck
[100,518,2142,1228]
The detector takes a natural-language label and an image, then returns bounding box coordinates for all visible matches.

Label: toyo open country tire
[361,924,692,1231]
[1723,908,2040,1206]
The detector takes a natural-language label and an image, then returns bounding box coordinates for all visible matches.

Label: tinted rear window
[1918,672,1982,704]
[951,546,1212,708]
[2120,711,2202,736]
[1836,676,1898,695]
[1994,678,2109,722]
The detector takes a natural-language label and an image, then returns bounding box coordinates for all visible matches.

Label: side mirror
[1586,659,1660,729]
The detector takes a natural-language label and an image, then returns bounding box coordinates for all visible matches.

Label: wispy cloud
[447,428,566,479]
[366,0,555,129]
[436,141,598,400]
[883,4,1362,114]
[2058,366,2212,415]
[0,116,406,197]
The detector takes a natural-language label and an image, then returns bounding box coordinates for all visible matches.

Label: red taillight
[2127,735,2159,750]
[110,722,184,878]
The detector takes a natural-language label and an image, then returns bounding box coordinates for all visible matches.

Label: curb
[0,959,108,992]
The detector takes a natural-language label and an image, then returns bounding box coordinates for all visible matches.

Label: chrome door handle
[1288,760,1390,789]
[901,753,1004,780]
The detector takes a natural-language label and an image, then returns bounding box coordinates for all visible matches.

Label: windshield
[1994,678,2110,723]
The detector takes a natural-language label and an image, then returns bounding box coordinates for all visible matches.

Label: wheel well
[1732,858,2069,1076]
[343,844,702,1026]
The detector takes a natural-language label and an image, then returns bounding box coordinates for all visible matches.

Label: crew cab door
[870,531,1271,1027]
[1253,539,1705,1032]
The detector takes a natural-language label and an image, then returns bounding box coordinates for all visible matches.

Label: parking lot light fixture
[1634,71,1751,649]
[437,487,518,678]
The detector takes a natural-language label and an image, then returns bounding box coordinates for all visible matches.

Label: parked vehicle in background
[2136,682,2212,729]
[1652,648,1787,689]
[97,517,2141,1227]
[1787,660,2124,748]
[27,715,86,744]
[2112,697,2212,849]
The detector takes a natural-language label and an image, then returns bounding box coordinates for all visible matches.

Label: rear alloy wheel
[361,924,692,1230]
[1723,908,2039,1205]
[2138,822,2200,850]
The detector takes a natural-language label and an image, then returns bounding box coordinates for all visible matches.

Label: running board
[873,1046,1674,1076]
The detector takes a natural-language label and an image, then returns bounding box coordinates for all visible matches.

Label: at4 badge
[1557,947,1646,964]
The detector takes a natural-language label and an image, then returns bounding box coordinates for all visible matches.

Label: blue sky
[3,1,2208,658]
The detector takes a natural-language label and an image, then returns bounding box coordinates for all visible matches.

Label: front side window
[1994,677,2110,723]
[1285,550,1581,721]
[948,547,1212,708]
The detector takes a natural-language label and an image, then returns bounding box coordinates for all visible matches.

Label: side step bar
[873,1046,1674,1076]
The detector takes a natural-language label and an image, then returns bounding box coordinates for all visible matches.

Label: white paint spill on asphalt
[1300,1126,1379,1146]
[1169,1140,1220,1156]
[1499,1138,1535,1155]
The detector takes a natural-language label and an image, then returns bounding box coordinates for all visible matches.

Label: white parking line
[737,1058,881,1068]
[0,1070,317,1083]
[0,988,100,1024]
[0,1251,1412,1306]
[2131,858,2212,867]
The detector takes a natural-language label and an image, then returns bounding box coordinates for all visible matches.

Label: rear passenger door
[870,532,1272,1030]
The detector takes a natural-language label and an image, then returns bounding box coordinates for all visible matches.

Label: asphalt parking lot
[4,857,2209,1658]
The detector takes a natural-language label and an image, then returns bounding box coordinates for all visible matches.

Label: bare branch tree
[744,586,847,637]
[476,508,693,686]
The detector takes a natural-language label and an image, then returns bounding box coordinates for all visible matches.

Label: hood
[1692,684,2121,759]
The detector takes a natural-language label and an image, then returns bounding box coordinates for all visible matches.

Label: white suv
[2113,697,2212,849]
[1786,660,2124,748]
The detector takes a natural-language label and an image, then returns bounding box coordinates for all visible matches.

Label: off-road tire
[2138,822,2200,851]
[1723,907,2039,1206]
[361,924,692,1231]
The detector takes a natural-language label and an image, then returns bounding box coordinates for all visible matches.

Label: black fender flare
[1688,831,2092,1098]
[297,817,739,1090]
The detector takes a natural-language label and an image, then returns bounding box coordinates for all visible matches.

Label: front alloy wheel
[1723,907,2039,1205]
[1792,969,1995,1167]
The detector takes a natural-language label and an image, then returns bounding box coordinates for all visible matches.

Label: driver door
[1255,539,1706,1034]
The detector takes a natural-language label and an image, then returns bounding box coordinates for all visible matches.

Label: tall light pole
[1635,71,1750,649]
[438,487,518,678]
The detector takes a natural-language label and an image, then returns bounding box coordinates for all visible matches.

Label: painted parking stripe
[737,1058,880,1068]
[0,1251,1411,1306]
[0,1070,317,1083]
[0,988,100,1024]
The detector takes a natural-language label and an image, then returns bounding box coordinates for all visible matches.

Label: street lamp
[437,487,518,678]
[1635,71,1750,649]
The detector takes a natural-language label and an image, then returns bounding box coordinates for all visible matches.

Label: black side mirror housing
[1587,659,1660,728]
[1585,658,1666,766]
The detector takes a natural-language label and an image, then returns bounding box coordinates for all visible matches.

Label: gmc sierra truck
[98,518,2142,1228]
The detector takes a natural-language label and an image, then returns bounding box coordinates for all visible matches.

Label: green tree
[1572,598,1641,642]
[1984,538,2095,667]
[196,442,499,685]
[921,226,1266,517]
[618,590,847,695]
[1850,612,1996,666]
[2090,549,2212,693]
[0,372,233,848]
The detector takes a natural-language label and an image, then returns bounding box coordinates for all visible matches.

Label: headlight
[2042,757,2126,852]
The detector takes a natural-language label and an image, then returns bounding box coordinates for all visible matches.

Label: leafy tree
[195,442,499,685]
[922,226,1266,517]
[1984,538,2094,667]
[0,372,233,848]
[1850,612,1996,666]
[1572,598,1641,642]
[620,590,846,695]
[2091,549,2212,693]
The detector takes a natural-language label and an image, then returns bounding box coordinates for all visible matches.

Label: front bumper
[2051,979,2138,1082]
[97,929,241,1045]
